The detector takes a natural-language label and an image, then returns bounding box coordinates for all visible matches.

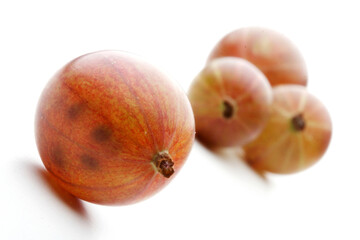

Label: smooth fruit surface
[243,85,332,174]
[188,57,272,148]
[35,51,195,205]
[208,27,308,87]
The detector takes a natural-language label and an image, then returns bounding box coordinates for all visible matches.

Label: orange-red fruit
[35,51,195,205]
[243,85,332,174]
[208,27,308,87]
[188,57,272,148]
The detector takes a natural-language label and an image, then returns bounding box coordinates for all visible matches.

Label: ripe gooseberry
[188,57,272,148]
[35,51,195,205]
[243,85,332,174]
[208,27,308,87]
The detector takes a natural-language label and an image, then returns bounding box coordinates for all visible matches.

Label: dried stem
[152,151,174,178]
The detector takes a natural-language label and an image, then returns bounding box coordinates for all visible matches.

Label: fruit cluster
[35,27,332,206]
[188,27,332,174]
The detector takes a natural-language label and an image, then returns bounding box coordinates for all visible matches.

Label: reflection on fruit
[208,27,308,87]
[243,85,332,174]
[188,57,272,148]
[35,51,195,205]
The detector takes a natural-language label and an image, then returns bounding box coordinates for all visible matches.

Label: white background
[1,0,359,239]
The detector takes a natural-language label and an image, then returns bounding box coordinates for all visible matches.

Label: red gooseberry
[243,85,332,174]
[208,27,308,87]
[188,57,272,148]
[35,51,195,205]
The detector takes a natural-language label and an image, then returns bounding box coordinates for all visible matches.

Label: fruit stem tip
[153,152,174,178]
[222,100,234,119]
[291,113,306,131]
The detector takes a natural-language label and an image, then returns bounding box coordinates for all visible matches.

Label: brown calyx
[291,113,306,131]
[152,151,174,178]
[222,100,234,119]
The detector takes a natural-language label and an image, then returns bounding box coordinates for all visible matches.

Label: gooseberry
[243,85,332,174]
[35,51,195,205]
[208,27,308,87]
[188,57,272,148]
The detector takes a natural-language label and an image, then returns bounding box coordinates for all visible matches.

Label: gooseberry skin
[208,27,308,87]
[188,57,272,148]
[35,51,195,205]
[243,85,332,174]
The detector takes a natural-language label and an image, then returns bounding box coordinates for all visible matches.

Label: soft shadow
[243,160,268,181]
[18,159,90,221]
[36,166,90,220]
[196,139,270,184]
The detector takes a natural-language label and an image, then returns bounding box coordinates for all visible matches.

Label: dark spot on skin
[67,103,84,120]
[80,155,99,170]
[52,146,64,167]
[91,126,112,142]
